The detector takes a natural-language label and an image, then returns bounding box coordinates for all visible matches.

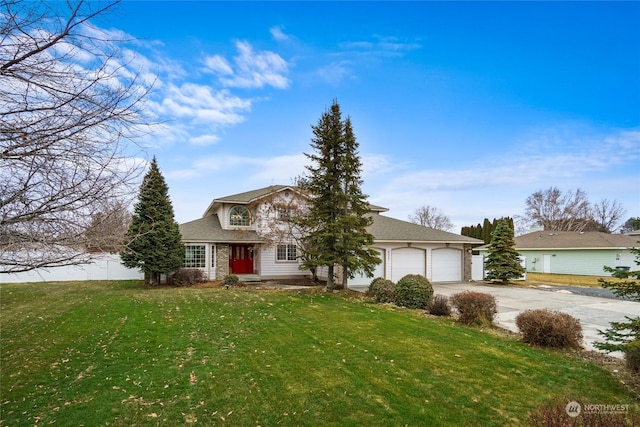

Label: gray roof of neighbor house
[179,215,261,243]
[368,214,483,243]
[476,231,639,251]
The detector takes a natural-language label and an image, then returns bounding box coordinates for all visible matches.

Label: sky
[94,1,639,233]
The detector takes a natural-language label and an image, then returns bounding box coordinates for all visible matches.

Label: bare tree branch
[408,205,454,231]
[591,198,626,233]
[0,0,154,272]
[524,187,626,233]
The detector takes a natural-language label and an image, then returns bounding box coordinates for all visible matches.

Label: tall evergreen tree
[482,218,493,244]
[484,218,525,283]
[120,157,184,285]
[300,101,380,290]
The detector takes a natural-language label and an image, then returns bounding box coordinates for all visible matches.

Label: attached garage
[348,248,385,286]
[431,248,462,282]
[391,247,426,282]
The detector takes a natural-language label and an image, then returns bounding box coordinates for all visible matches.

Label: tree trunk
[326,265,334,291]
[341,264,348,289]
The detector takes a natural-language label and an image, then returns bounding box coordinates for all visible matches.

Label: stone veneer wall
[463,244,472,281]
[215,244,229,280]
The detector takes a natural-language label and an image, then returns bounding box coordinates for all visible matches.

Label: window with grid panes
[276,244,297,261]
[183,245,206,268]
[229,206,250,226]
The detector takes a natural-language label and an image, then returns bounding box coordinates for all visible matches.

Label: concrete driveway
[431,282,639,357]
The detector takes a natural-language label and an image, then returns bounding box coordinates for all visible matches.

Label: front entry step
[236,274,261,282]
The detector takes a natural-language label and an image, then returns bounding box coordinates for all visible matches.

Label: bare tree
[84,200,132,253]
[591,199,626,233]
[251,186,323,281]
[408,205,454,231]
[1,0,153,272]
[524,187,593,232]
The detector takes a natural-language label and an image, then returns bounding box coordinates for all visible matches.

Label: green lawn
[1,280,637,426]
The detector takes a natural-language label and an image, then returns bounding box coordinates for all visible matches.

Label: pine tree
[482,218,493,244]
[595,247,640,353]
[300,100,380,290]
[484,218,525,283]
[120,157,184,285]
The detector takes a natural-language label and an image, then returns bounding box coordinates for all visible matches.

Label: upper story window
[229,206,251,227]
[276,206,295,221]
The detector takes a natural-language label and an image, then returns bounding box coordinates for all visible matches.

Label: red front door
[229,244,254,274]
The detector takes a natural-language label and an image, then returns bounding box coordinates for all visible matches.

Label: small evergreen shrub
[171,268,205,286]
[394,274,433,309]
[428,294,452,316]
[515,309,583,349]
[366,277,396,303]
[450,291,497,326]
[222,274,240,288]
[625,340,640,374]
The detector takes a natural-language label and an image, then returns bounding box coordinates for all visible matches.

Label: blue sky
[97,1,639,232]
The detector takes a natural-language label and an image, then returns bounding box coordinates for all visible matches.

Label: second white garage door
[391,247,426,282]
[431,248,462,282]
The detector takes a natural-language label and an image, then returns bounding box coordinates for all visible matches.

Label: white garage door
[391,247,426,282]
[348,249,385,286]
[432,248,462,282]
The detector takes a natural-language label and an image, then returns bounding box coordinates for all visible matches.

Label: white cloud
[190,134,220,146]
[312,61,355,86]
[203,55,234,75]
[270,26,292,42]
[370,128,640,231]
[203,41,290,89]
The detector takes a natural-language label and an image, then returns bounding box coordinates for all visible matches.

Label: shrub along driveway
[430,282,639,357]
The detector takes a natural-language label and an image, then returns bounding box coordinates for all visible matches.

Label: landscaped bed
[1,280,637,426]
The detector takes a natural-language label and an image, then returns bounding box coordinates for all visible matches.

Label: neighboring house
[475,231,639,276]
[179,185,482,286]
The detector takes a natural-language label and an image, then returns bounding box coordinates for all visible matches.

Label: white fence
[0,254,143,284]
[471,255,526,281]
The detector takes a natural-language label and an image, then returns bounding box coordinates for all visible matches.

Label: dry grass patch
[525,272,627,288]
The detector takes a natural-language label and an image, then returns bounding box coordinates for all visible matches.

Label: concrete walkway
[351,282,639,358]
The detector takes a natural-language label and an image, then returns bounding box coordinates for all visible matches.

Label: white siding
[517,249,633,276]
[259,245,309,279]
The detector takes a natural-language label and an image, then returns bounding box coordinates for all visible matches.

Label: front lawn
[1,280,637,426]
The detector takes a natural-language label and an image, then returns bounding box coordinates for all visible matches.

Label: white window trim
[276,244,297,262]
[229,205,251,227]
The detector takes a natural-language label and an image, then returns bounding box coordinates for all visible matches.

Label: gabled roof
[202,184,389,217]
[367,214,483,244]
[514,231,639,250]
[203,185,295,217]
[186,185,481,244]
[179,215,261,243]
[215,185,293,204]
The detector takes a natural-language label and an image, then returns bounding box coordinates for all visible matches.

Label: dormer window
[229,206,250,227]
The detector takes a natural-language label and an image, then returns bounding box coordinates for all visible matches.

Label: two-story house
[179,185,482,286]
